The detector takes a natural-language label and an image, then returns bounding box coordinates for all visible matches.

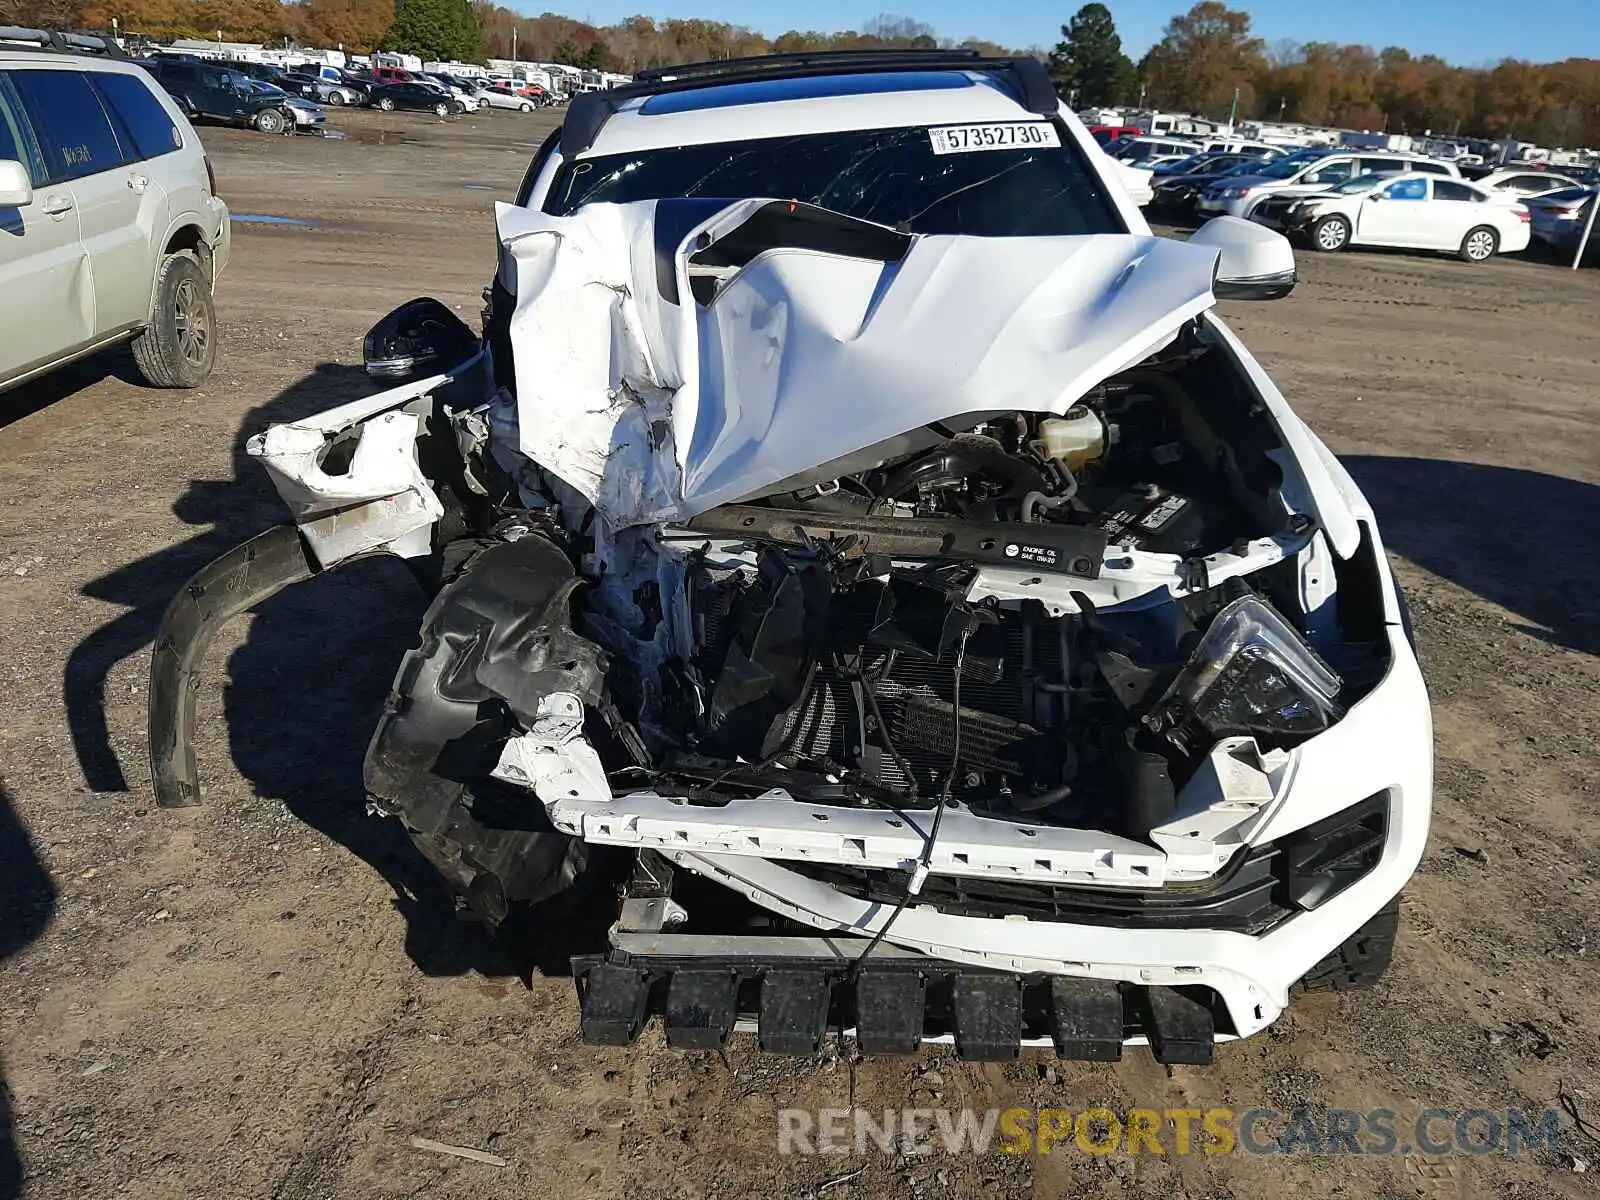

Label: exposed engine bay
[501,345,1379,853]
[215,197,1395,914]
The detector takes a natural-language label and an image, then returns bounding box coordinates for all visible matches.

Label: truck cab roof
[575,68,1052,159]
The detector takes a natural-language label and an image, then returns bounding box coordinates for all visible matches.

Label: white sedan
[419,79,481,112]
[1092,147,1154,206]
[1282,172,1530,262]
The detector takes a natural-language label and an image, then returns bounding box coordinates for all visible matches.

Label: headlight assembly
[1147,594,1343,751]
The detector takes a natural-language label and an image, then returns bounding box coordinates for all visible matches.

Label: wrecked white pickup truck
[149,52,1430,1064]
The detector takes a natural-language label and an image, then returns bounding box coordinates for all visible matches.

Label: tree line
[0,0,1593,146]
[1053,2,1599,148]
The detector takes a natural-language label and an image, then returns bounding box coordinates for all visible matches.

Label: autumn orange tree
[1140,2,1598,147]
[1138,1,1264,117]
[293,0,395,52]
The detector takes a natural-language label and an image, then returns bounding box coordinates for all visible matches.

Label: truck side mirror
[1190,216,1297,301]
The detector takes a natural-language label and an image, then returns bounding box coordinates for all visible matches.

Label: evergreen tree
[386,0,481,61]
[1048,3,1136,107]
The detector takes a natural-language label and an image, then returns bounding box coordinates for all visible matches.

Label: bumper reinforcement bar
[572,942,1219,1064]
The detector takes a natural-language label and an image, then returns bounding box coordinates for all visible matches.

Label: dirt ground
[2,106,1598,1200]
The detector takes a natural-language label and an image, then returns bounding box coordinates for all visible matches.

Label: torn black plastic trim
[147,525,318,808]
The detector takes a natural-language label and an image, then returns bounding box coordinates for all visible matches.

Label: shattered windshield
[543,126,1123,236]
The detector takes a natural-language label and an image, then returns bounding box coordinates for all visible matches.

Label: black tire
[1293,895,1400,993]
[1310,213,1351,252]
[253,107,286,135]
[376,96,395,111]
[434,101,450,117]
[519,101,532,112]
[327,90,346,105]
[1459,225,1498,263]
[131,251,217,389]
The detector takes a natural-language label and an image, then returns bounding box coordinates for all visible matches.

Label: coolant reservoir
[1037,407,1106,471]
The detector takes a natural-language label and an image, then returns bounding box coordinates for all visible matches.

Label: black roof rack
[562,49,1058,158]
[632,48,986,84]
[0,27,126,57]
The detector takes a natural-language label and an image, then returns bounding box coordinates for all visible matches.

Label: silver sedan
[287,75,364,107]
[474,85,539,112]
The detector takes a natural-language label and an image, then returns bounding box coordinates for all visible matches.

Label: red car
[1088,124,1141,147]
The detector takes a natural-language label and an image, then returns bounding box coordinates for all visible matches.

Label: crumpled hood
[495,198,1223,528]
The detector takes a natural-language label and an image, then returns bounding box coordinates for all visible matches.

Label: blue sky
[521,0,1597,67]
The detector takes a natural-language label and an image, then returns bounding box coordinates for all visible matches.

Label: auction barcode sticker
[928,123,1062,154]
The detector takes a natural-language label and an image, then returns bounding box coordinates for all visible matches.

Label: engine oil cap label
[1005,543,1060,565]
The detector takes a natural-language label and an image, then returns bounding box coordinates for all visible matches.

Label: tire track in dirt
[268,988,417,1200]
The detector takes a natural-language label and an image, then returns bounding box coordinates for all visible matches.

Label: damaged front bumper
[148,515,1427,1063]
[146,289,1432,1061]
[535,618,1428,1048]
[149,524,316,808]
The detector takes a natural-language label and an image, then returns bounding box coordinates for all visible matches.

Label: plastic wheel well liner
[362,534,610,920]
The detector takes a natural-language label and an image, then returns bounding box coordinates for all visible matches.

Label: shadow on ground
[1344,456,1600,656]
[0,782,57,1194]
[0,347,147,432]
[65,363,525,978]
[65,362,369,796]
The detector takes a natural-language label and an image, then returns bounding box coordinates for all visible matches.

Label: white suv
[0,30,230,394]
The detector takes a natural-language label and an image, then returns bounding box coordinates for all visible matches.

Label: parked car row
[130,54,564,132]
[1108,134,1286,171]
[1137,138,1595,265]
[293,64,560,115]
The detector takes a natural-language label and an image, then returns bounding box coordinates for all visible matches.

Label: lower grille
[784,791,1390,933]
[1253,197,1297,223]
[791,845,1292,934]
